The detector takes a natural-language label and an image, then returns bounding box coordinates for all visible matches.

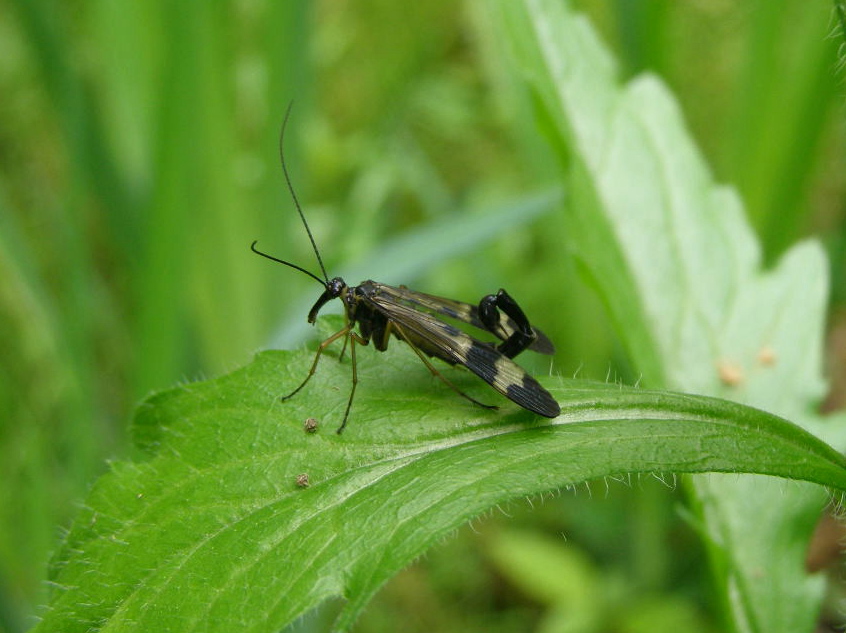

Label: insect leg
[390,321,498,411]
[479,289,535,359]
[283,326,351,401]
[338,333,349,362]
[336,330,367,434]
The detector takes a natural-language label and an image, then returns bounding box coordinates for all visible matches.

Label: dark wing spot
[441,323,462,337]
[506,373,560,418]
[465,343,498,382]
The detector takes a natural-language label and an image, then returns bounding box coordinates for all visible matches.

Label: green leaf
[492,0,845,631]
[36,343,846,632]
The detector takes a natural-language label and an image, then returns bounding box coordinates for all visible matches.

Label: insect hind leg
[283,325,351,401]
[390,322,498,412]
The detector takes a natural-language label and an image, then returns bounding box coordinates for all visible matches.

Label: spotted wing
[365,292,560,418]
[370,283,555,355]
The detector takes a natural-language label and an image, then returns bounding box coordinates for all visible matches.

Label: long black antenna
[250,240,326,287]
[279,102,330,283]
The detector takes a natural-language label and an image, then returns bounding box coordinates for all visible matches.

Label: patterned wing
[364,291,559,417]
[370,283,555,355]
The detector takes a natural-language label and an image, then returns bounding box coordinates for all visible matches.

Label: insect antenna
[250,241,326,287]
[279,102,330,284]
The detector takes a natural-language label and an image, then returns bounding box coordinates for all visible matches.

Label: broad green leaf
[35,343,846,632]
[493,0,846,631]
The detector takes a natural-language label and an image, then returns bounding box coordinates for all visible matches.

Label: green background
[1,1,844,631]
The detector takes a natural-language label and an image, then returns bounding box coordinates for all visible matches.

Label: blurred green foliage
[0,0,843,631]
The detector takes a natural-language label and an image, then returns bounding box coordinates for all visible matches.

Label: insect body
[253,106,560,433]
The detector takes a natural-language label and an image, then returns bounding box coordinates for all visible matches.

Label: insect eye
[328,278,346,297]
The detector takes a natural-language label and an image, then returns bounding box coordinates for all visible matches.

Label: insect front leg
[338,332,349,362]
[478,289,536,359]
[283,325,351,401]
[336,329,368,434]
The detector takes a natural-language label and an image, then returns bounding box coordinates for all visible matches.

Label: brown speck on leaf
[757,345,776,366]
[717,360,744,386]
